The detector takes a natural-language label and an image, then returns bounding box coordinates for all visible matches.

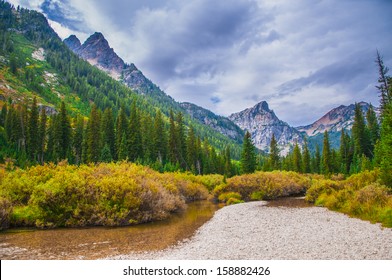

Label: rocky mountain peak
[254,100,270,112]
[63,35,81,52]
[64,32,125,79]
[229,101,303,155]
[296,102,371,137]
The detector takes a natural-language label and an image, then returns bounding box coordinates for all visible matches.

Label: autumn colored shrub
[214,171,312,201]
[0,197,12,230]
[306,170,392,228]
[0,162,211,229]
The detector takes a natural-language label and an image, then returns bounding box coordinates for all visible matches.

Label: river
[0,200,220,260]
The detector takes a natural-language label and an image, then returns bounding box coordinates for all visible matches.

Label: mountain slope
[297,102,371,136]
[229,101,303,155]
[0,3,242,158]
[64,33,243,146]
[180,102,244,142]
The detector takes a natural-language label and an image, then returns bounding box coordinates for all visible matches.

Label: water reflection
[0,200,219,260]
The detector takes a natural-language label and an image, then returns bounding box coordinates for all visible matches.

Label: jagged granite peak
[229,101,303,155]
[63,35,81,52]
[64,32,125,79]
[180,102,244,142]
[297,101,371,137]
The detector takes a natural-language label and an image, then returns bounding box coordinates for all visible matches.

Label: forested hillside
[0,1,241,173]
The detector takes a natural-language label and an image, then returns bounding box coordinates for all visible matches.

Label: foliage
[214,171,312,201]
[305,170,392,227]
[0,162,211,229]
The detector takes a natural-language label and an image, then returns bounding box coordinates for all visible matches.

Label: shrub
[0,162,211,228]
[306,170,392,228]
[0,197,12,230]
[214,171,312,201]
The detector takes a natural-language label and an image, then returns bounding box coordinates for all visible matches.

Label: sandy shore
[109,201,392,259]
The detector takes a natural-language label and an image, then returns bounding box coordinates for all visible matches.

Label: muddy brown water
[0,200,220,260]
[265,196,313,208]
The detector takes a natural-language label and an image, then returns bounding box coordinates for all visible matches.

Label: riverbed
[0,200,219,260]
[111,198,392,260]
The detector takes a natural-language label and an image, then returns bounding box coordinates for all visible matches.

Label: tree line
[0,98,237,177]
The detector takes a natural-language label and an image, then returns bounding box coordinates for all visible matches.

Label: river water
[0,200,220,260]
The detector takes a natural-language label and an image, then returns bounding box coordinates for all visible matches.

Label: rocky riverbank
[109,200,392,259]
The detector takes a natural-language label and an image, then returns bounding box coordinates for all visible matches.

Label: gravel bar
[109,201,392,260]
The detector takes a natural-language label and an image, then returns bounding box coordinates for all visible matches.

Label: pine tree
[224,146,232,178]
[152,110,167,163]
[313,145,321,174]
[378,99,392,188]
[86,104,101,163]
[141,113,154,163]
[352,103,370,158]
[366,104,379,158]
[186,125,197,172]
[37,107,47,164]
[115,107,128,160]
[168,110,177,165]
[57,101,71,160]
[321,131,331,174]
[302,138,311,173]
[101,108,115,160]
[375,51,391,117]
[127,101,143,162]
[339,129,352,174]
[73,116,84,164]
[27,97,39,161]
[175,111,187,169]
[241,131,256,174]
[269,133,280,170]
[292,142,302,173]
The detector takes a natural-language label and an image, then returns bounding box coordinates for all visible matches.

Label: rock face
[229,101,303,155]
[297,102,370,137]
[65,32,125,79]
[180,102,244,142]
[63,35,81,52]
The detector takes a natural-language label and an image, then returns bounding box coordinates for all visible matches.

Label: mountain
[180,102,244,142]
[229,101,303,155]
[297,102,371,136]
[64,33,243,145]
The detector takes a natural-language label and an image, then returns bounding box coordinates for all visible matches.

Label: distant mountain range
[64,33,372,155]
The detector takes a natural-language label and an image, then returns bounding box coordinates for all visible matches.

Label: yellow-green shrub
[306,169,392,228]
[0,162,211,229]
[214,171,312,201]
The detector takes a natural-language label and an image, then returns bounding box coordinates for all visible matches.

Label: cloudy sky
[8,0,392,126]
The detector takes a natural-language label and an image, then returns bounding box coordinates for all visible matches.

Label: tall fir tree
[115,107,128,160]
[73,116,84,164]
[321,131,331,174]
[292,142,302,173]
[57,101,71,160]
[269,133,280,170]
[152,110,167,164]
[352,103,371,158]
[86,104,101,163]
[186,125,197,172]
[27,97,39,161]
[366,104,379,158]
[101,108,115,160]
[241,131,256,174]
[378,102,392,188]
[127,101,143,162]
[302,138,311,173]
[375,51,391,117]
[37,107,47,164]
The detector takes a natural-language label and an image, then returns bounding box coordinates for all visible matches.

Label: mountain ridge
[229,101,304,155]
